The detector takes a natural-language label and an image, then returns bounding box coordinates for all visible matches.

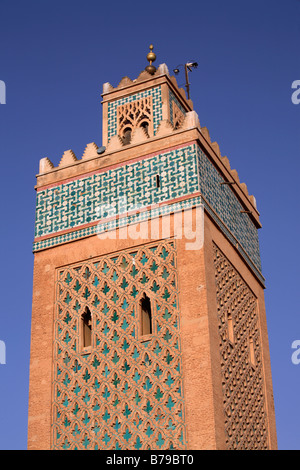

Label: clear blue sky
[0,0,299,450]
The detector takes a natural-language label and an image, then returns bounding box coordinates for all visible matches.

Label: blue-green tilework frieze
[35,145,199,239]
[196,146,262,272]
[34,142,262,275]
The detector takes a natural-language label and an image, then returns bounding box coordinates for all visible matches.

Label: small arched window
[140,293,152,337]
[122,127,132,145]
[140,120,149,136]
[81,307,92,349]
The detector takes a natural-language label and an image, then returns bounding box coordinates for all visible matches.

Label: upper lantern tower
[101,45,193,150]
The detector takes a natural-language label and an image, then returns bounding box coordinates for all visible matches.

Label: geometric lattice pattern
[169,90,186,128]
[213,244,268,450]
[117,96,153,138]
[107,87,162,141]
[52,240,187,450]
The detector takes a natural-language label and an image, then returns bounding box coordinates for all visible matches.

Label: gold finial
[145,44,157,75]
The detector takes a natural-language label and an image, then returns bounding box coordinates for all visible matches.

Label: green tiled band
[34,142,262,279]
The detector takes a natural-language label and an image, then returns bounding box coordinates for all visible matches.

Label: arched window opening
[140,293,152,336]
[140,120,149,136]
[122,127,132,145]
[82,307,92,349]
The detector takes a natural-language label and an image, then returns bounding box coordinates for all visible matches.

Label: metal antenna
[173,62,198,99]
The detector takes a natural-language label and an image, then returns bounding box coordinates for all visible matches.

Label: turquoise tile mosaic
[33,194,264,285]
[34,142,263,281]
[107,87,162,141]
[196,146,262,272]
[34,144,199,239]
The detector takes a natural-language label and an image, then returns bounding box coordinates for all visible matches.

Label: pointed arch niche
[139,293,153,339]
[81,306,92,351]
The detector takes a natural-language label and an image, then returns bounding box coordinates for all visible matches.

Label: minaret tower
[28,47,277,450]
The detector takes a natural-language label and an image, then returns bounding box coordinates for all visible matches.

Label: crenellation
[169,75,179,89]
[135,69,153,83]
[130,126,149,145]
[201,126,211,143]
[240,182,249,197]
[178,87,188,102]
[249,195,257,209]
[155,119,174,137]
[211,141,221,158]
[36,123,258,219]
[230,169,240,184]
[156,63,169,76]
[105,134,123,151]
[117,76,134,89]
[108,64,170,92]
[220,155,231,171]
[187,99,193,109]
[82,142,99,160]
[103,82,114,94]
[58,149,77,167]
[39,157,54,174]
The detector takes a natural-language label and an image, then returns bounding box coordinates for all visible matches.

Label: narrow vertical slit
[156,175,160,188]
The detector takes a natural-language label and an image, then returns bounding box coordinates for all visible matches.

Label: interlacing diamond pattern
[214,246,268,450]
[213,244,268,449]
[52,240,186,450]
